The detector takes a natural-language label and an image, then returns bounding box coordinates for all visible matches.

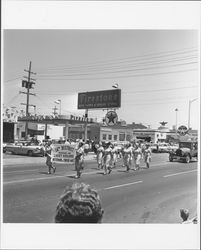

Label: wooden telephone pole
[19,61,36,139]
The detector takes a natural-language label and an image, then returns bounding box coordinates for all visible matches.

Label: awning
[28,129,44,135]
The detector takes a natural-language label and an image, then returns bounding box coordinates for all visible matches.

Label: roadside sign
[77,89,121,109]
[177,125,188,136]
[51,144,75,164]
[105,111,118,126]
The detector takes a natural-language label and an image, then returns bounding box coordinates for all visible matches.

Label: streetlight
[55,99,61,115]
[112,83,119,89]
[188,98,197,130]
[175,108,178,131]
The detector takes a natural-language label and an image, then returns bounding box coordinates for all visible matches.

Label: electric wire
[37,61,197,78]
[36,68,197,81]
[37,55,197,75]
[35,47,197,72]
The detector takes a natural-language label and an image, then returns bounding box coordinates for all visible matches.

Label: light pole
[188,98,197,130]
[112,83,119,89]
[175,108,178,131]
[54,99,61,115]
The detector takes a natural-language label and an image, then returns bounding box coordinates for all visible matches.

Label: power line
[123,85,198,94]
[37,68,197,81]
[4,77,22,83]
[35,47,197,72]
[37,61,197,78]
[36,85,197,96]
[123,96,198,105]
[37,55,197,75]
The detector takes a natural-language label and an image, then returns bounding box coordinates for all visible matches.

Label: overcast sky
[3,29,199,129]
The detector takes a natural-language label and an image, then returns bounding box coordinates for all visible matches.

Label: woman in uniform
[144,143,152,168]
[103,142,112,175]
[111,142,118,168]
[96,142,105,169]
[133,143,142,170]
[122,142,132,172]
[46,141,56,174]
[74,141,85,179]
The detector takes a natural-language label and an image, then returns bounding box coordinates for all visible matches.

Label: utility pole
[52,106,58,116]
[175,108,178,132]
[188,98,197,130]
[84,109,88,141]
[20,61,36,139]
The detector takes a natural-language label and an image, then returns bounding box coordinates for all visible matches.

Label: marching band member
[74,141,85,179]
[96,142,105,169]
[122,142,132,172]
[103,142,113,175]
[45,141,56,174]
[111,142,118,168]
[144,143,152,168]
[133,143,142,170]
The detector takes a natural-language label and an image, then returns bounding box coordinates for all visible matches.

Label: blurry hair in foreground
[55,183,104,223]
[180,208,197,224]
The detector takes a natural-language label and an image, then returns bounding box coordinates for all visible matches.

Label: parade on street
[2,29,199,227]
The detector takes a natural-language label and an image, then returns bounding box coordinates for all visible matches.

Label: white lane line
[103,180,143,190]
[3,161,192,185]
[4,169,39,174]
[3,175,67,184]
[163,169,197,178]
[3,161,169,174]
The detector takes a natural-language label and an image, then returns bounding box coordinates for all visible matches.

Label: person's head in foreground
[55,183,104,223]
[180,208,190,222]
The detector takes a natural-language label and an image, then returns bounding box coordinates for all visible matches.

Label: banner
[51,144,75,164]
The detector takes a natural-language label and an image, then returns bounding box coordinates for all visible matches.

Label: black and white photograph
[1,1,200,250]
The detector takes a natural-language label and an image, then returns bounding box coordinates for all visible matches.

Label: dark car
[169,141,198,163]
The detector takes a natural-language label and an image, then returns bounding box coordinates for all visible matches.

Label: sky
[3,29,199,129]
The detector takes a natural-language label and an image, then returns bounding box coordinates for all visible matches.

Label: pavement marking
[163,169,197,178]
[103,180,143,190]
[4,169,40,174]
[3,161,191,185]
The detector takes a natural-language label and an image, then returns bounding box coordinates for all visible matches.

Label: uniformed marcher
[133,143,142,170]
[122,142,133,172]
[45,141,56,174]
[74,141,85,179]
[144,143,152,168]
[96,142,105,169]
[103,142,112,175]
[111,142,118,168]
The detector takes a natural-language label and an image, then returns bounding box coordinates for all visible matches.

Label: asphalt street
[3,152,198,223]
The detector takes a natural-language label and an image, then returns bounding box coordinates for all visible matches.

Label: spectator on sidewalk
[55,183,104,223]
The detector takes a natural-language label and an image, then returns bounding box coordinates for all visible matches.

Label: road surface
[3,152,198,223]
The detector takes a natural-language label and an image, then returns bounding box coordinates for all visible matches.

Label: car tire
[185,155,190,163]
[27,150,33,157]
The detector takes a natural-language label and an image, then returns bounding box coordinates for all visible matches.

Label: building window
[126,134,131,141]
[119,133,125,141]
[108,134,112,140]
[102,134,107,140]
[113,135,118,141]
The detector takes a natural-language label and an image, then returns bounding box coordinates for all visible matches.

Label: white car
[5,141,44,156]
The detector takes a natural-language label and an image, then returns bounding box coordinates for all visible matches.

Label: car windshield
[179,142,191,149]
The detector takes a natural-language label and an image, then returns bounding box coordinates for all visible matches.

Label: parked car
[151,143,170,153]
[4,141,44,156]
[169,143,179,151]
[169,141,198,163]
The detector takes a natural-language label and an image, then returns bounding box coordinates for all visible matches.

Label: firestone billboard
[77,89,121,109]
